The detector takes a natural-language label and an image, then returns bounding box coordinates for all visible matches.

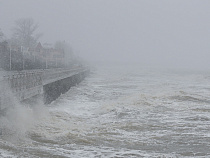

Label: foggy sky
[0,0,210,69]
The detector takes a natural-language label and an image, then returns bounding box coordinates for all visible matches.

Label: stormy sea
[1,64,210,157]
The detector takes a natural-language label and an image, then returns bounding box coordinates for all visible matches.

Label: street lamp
[21,46,25,70]
[9,45,11,71]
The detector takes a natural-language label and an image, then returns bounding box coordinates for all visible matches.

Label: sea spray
[0,74,49,142]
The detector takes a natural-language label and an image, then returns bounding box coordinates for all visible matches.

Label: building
[33,42,65,68]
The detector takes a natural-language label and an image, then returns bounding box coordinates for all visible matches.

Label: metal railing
[3,72,43,93]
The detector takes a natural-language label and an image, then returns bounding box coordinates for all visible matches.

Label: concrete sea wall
[0,68,90,112]
[43,70,89,104]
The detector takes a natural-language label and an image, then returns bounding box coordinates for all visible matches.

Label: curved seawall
[0,68,90,112]
[43,69,89,104]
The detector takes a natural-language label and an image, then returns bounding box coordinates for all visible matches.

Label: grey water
[1,64,210,157]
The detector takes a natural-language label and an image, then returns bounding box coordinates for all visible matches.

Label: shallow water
[1,64,210,157]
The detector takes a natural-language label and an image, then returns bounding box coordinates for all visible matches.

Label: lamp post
[21,46,25,70]
[56,56,57,68]
[45,57,48,69]
[9,45,11,71]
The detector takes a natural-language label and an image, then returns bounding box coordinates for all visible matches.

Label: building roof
[35,42,43,52]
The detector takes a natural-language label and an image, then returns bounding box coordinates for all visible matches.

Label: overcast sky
[0,0,210,69]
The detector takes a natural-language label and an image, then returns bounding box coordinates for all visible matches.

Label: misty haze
[0,0,210,157]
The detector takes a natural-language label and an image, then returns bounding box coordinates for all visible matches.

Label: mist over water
[0,63,210,157]
[1,1,210,157]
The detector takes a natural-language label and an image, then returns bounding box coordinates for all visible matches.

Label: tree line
[0,18,76,71]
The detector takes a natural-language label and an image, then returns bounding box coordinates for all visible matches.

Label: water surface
[1,64,210,157]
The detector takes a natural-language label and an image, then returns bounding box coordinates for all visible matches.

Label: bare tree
[54,41,77,66]
[12,18,42,48]
[54,41,66,51]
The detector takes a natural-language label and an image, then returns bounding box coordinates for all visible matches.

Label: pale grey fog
[0,0,210,69]
[1,1,210,158]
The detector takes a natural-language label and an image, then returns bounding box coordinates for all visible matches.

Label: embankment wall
[43,70,89,104]
[0,69,90,112]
